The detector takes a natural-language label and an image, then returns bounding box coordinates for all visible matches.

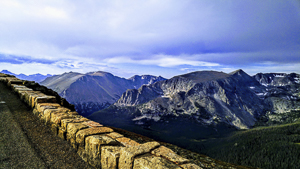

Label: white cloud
[42,6,69,20]
[0,59,115,76]
[105,54,220,67]
[0,62,62,75]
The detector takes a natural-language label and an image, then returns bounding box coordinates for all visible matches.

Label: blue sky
[0,0,299,78]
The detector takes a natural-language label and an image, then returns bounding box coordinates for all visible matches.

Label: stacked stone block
[0,73,201,169]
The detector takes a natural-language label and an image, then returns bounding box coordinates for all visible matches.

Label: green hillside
[202,115,300,169]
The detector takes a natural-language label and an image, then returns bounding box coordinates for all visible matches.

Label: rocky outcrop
[41,71,166,116]
[253,72,300,86]
[114,69,265,129]
[129,75,166,89]
[112,70,300,130]
[0,73,202,169]
[252,72,300,125]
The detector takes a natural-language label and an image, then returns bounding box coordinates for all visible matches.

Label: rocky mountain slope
[41,71,166,116]
[253,72,300,86]
[89,70,300,154]
[1,70,52,82]
[252,72,300,125]
[105,70,300,130]
[112,69,265,129]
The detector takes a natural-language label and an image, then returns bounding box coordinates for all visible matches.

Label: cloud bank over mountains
[0,0,299,77]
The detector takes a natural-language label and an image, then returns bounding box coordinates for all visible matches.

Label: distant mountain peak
[175,70,229,83]
[229,69,247,75]
[1,70,52,82]
[0,70,14,75]
[229,69,253,79]
[129,74,166,79]
[41,71,167,116]
[87,71,113,77]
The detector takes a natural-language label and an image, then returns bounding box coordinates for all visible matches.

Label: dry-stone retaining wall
[0,73,201,169]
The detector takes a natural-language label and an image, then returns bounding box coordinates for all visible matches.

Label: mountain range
[0,70,52,82]
[113,69,266,129]
[96,69,300,129]
[9,68,300,169]
[40,71,166,116]
[9,68,299,168]
[87,69,300,156]
[38,69,300,130]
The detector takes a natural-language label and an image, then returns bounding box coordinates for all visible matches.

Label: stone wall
[0,73,201,169]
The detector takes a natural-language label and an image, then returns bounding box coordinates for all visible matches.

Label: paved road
[0,82,93,169]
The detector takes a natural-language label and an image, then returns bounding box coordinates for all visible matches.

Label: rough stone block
[66,123,89,149]
[29,93,47,107]
[22,91,41,104]
[133,154,181,169]
[2,77,18,84]
[18,90,30,101]
[29,91,46,100]
[31,95,55,108]
[119,141,160,169]
[10,84,19,87]
[35,103,61,116]
[180,163,203,169]
[22,80,35,85]
[82,135,118,168]
[51,123,59,135]
[61,118,89,131]
[82,121,103,128]
[75,127,114,149]
[32,109,41,117]
[12,85,32,93]
[0,77,7,82]
[106,132,124,139]
[77,147,88,163]
[58,119,86,140]
[43,108,70,125]
[15,88,33,95]
[72,115,84,119]
[11,84,22,89]
[6,77,20,80]
[68,111,79,115]
[151,146,189,165]
[50,112,75,126]
[7,79,23,87]
[116,137,140,147]
[58,128,67,140]
[22,91,44,106]
[101,146,121,169]
[11,84,20,87]
[34,96,56,106]
[14,85,29,89]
